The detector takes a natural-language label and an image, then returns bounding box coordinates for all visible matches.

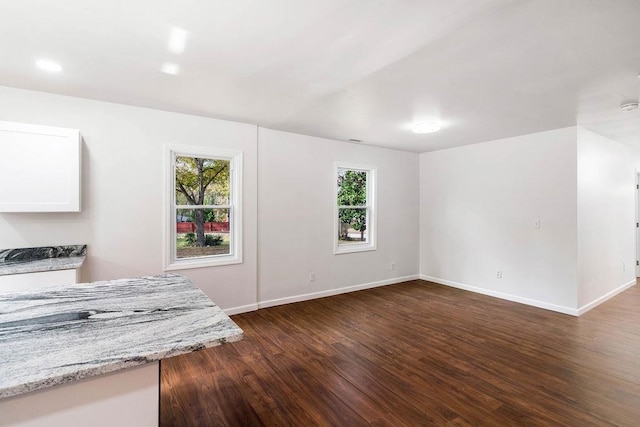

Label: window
[165,145,242,270]
[334,162,376,254]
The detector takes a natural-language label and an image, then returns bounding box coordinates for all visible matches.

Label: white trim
[175,204,232,209]
[419,274,579,316]
[218,276,637,317]
[163,144,243,271]
[223,303,259,316]
[577,280,636,315]
[164,257,243,271]
[257,275,419,309]
[636,171,640,278]
[334,162,377,254]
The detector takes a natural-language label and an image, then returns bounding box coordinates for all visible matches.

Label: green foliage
[204,234,223,246]
[337,170,367,206]
[337,170,368,239]
[182,209,228,223]
[180,233,223,248]
[175,156,230,246]
[184,232,196,245]
[175,156,230,206]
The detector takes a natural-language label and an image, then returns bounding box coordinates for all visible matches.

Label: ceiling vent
[620,102,639,112]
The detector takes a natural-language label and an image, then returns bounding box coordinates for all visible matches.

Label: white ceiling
[0,0,638,153]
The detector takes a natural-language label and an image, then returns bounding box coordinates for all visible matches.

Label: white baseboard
[223,275,634,317]
[577,279,636,315]
[223,303,258,316]
[257,275,420,310]
[419,274,579,316]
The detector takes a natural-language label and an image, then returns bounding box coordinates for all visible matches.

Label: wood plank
[161,280,640,426]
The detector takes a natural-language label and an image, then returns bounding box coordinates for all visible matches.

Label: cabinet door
[0,121,81,212]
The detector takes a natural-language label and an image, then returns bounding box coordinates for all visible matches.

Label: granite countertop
[0,245,87,276]
[0,273,243,399]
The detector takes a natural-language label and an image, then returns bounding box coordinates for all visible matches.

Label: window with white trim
[334,163,376,254]
[165,145,242,270]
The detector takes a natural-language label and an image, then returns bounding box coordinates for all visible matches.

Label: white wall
[420,127,579,312]
[257,128,419,306]
[0,86,258,311]
[577,127,639,311]
[3,86,636,315]
[0,86,418,313]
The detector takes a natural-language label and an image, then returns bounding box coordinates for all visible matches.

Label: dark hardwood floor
[161,280,640,426]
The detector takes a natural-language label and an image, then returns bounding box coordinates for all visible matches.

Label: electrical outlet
[534,219,541,229]
[496,270,503,279]
[390,262,396,270]
[309,272,315,283]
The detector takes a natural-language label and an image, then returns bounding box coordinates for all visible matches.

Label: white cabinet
[0,269,79,292]
[0,121,81,212]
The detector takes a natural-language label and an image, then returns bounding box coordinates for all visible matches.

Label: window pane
[337,169,367,206]
[175,156,230,205]
[176,208,230,259]
[338,208,368,244]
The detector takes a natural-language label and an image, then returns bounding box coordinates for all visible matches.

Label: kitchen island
[0,274,243,426]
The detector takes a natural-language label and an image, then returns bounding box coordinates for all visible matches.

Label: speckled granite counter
[0,245,86,276]
[0,273,243,399]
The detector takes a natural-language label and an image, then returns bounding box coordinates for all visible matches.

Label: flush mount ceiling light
[161,62,180,75]
[35,59,63,73]
[620,102,639,112]
[412,121,441,134]
[168,26,189,54]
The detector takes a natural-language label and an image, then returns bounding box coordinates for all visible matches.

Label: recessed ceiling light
[412,121,441,134]
[161,62,180,75]
[35,59,63,73]
[168,26,189,54]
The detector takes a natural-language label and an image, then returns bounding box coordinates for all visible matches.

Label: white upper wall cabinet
[0,121,81,212]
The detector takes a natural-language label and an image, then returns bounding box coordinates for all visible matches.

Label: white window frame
[334,162,377,254]
[164,144,243,270]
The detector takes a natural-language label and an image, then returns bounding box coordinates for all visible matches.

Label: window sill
[334,244,377,255]
[164,256,242,271]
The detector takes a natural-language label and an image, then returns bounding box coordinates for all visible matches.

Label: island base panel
[0,362,159,427]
